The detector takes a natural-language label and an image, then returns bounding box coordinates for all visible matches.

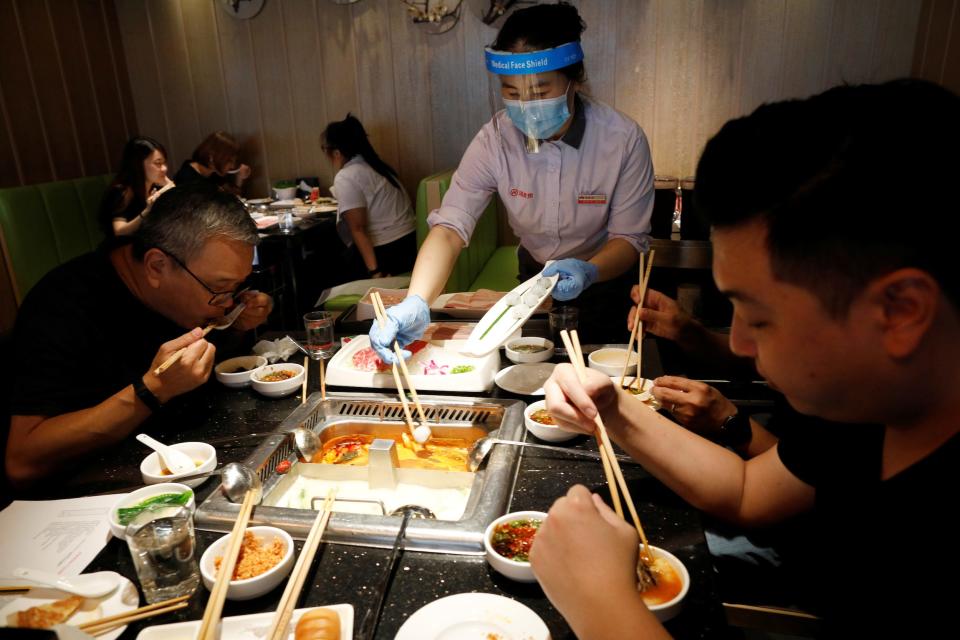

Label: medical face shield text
[485,42,584,153]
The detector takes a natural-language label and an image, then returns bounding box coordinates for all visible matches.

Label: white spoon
[136,434,195,475]
[12,568,119,598]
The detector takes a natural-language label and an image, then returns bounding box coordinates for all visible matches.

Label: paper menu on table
[0,494,120,586]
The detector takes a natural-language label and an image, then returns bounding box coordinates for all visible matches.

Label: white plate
[136,603,353,639]
[395,592,549,640]
[315,204,338,213]
[0,573,138,640]
[460,272,559,357]
[494,363,556,396]
[245,197,273,205]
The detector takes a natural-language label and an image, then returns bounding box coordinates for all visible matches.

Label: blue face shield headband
[485,42,584,140]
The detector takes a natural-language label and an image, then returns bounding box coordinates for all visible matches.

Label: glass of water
[278,210,295,233]
[303,310,334,359]
[125,505,200,603]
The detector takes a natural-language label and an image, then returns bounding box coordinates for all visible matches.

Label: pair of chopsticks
[301,354,326,404]
[78,594,189,636]
[264,489,337,640]
[196,488,257,640]
[559,329,655,569]
[155,297,249,375]
[370,291,428,443]
[620,249,656,391]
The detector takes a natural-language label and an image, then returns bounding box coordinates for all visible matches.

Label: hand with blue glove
[542,259,599,301]
[368,295,431,364]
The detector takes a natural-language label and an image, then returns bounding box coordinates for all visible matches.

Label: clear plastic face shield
[485,41,584,153]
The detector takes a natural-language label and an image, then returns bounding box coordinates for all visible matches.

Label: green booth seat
[0,175,111,328]
[322,170,519,312]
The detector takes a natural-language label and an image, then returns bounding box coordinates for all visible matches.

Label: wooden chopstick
[562,329,654,559]
[369,293,420,441]
[265,489,337,640]
[621,250,655,389]
[79,594,191,631]
[371,293,428,426]
[319,351,326,401]
[302,356,308,404]
[0,586,29,593]
[155,325,216,375]
[196,489,257,640]
[81,600,189,635]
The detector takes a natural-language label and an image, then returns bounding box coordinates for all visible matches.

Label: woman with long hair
[322,114,416,279]
[99,136,174,237]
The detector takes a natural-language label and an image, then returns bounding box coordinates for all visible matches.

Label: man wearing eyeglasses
[5,184,272,488]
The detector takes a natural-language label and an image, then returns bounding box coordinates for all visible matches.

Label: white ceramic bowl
[504,337,554,364]
[109,482,195,540]
[524,400,578,442]
[483,511,547,583]
[642,545,691,622]
[611,376,662,411]
[251,363,305,398]
[215,355,267,388]
[588,347,638,377]
[140,441,217,487]
[200,526,294,600]
[273,186,297,200]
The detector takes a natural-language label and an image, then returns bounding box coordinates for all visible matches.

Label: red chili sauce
[491,518,541,562]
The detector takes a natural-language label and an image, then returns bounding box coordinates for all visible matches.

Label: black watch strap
[718,412,752,447]
[134,377,163,413]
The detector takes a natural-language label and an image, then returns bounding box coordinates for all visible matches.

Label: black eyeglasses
[159,248,247,307]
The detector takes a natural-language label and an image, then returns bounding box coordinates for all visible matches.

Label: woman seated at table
[174,131,251,195]
[99,136,174,236]
[322,114,416,280]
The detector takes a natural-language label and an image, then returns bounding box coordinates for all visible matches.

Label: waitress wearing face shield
[370,2,653,364]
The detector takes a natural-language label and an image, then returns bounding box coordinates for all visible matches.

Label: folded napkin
[252,336,300,363]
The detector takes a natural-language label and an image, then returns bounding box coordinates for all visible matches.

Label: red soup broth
[640,555,684,606]
[491,518,541,562]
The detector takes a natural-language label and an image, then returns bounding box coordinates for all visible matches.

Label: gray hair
[132,183,259,261]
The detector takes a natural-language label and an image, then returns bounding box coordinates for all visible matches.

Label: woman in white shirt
[322,115,417,279]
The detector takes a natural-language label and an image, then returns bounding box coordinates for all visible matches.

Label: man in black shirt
[533,79,960,638]
[6,184,272,488]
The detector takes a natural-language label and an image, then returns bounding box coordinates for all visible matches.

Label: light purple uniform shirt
[427,97,654,264]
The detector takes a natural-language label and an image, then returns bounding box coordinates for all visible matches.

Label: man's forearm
[6,386,152,486]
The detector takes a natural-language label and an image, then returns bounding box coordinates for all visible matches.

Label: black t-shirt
[11,249,216,417]
[173,161,226,189]
[777,413,959,636]
[98,185,145,236]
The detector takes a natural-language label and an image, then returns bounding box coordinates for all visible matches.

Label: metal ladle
[467,436,639,472]
[357,505,436,640]
[219,462,263,504]
[291,427,320,462]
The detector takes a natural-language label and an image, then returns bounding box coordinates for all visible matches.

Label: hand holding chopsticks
[370,292,431,444]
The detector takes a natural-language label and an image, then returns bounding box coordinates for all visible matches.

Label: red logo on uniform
[510,188,534,200]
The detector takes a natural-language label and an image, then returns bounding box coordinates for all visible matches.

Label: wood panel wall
[0,0,138,188]
[912,0,960,92]
[111,0,922,199]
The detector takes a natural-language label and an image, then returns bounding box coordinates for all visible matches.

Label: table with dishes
[2,316,728,638]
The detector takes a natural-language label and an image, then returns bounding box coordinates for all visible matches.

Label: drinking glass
[304,310,334,359]
[278,210,295,233]
[125,505,200,603]
[548,306,579,356]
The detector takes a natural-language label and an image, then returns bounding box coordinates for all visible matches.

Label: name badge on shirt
[577,193,607,205]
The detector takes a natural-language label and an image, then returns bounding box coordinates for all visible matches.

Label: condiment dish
[504,337,554,364]
[483,510,547,583]
[109,482,195,540]
[251,363,305,398]
[215,356,267,388]
[200,526,294,600]
[641,545,690,622]
[140,441,217,487]
[524,400,578,442]
[588,347,638,377]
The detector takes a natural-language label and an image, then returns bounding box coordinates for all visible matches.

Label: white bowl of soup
[524,400,578,442]
[588,347,638,377]
[251,363,305,398]
[484,511,547,583]
[215,355,267,388]
[109,482,195,540]
[640,545,690,622]
[140,441,217,487]
[505,337,554,364]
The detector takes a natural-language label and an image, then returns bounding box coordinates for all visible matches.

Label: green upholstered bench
[323,170,519,312]
[0,175,110,333]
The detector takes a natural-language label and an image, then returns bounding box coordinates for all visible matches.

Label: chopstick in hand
[621,250,655,389]
[196,488,257,640]
[370,292,426,440]
[265,489,337,640]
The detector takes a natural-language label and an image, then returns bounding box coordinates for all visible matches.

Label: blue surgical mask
[503,84,572,140]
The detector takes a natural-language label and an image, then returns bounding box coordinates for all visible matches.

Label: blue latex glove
[368,295,431,364]
[542,259,599,301]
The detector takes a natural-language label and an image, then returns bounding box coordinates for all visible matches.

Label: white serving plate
[460,272,558,357]
[395,593,548,640]
[324,334,499,392]
[0,573,139,640]
[135,603,353,639]
[494,363,556,396]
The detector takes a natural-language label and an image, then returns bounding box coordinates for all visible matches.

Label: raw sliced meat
[444,289,505,310]
[421,322,474,341]
[352,340,427,372]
